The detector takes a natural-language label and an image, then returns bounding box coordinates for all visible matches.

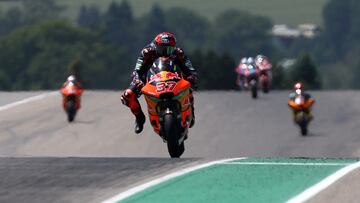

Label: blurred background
[0,0,357,90]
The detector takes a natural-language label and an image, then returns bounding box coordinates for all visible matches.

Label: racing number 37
[156,81,177,92]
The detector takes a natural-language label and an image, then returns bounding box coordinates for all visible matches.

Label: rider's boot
[135,111,146,134]
[121,89,146,134]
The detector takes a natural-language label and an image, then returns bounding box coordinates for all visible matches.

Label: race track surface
[0,90,359,202]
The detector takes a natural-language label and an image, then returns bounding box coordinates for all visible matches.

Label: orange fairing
[141,72,192,134]
[288,98,314,110]
[61,83,83,96]
[142,78,191,98]
[60,83,83,109]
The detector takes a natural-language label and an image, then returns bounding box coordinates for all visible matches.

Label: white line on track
[0,91,58,112]
[219,162,352,166]
[102,157,248,203]
[287,161,360,203]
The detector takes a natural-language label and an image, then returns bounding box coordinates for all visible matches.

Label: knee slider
[121,89,136,106]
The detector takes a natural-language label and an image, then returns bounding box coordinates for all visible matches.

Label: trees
[290,53,322,89]
[164,7,210,52]
[22,0,66,25]
[103,1,134,46]
[211,10,273,60]
[0,2,281,90]
[0,7,23,36]
[77,5,102,31]
[272,63,288,89]
[191,50,236,90]
[0,20,132,90]
[140,4,168,42]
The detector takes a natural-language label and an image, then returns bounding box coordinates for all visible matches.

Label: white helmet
[240,57,247,64]
[255,55,268,65]
[67,75,76,83]
[247,57,255,65]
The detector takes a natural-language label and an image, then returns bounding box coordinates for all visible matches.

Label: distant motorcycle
[242,64,259,99]
[259,70,271,93]
[141,57,193,158]
[288,94,314,136]
[61,82,83,122]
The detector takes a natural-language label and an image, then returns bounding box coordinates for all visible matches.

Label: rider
[235,57,248,88]
[255,55,272,73]
[255,54,272,81]
[288,82,315,122]
[121,32,198,134]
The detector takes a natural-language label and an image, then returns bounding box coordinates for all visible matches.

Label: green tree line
[0,0,323,90]
[287,0,360,89]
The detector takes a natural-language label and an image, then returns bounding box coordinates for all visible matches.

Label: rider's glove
[186,75,198,89]
[134,79,144,89]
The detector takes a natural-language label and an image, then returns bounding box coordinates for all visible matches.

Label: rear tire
[164,114,185,158]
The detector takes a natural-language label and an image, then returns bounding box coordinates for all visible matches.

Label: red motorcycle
[141,57,193,158]
[61,82,83,122]
[259,70,271,93]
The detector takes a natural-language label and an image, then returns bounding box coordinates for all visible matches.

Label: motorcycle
[61,82,83,122]
[243,64,259,99]
[288,94,314,136]
[259,70,271,93]
[141,57,193,158]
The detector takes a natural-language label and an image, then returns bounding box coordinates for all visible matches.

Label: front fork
[159,108,186,144]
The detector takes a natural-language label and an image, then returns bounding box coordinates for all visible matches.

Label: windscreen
[147,58,182,85]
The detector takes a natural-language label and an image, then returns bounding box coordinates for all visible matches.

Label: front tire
[296,112,308,136]
[251,82,258,99]
[164,114,185,158]
[300,125,308,136]
[262,85,269,93]
[67,100,77,122]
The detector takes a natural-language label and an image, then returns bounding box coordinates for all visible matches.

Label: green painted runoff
[120,158,358,203]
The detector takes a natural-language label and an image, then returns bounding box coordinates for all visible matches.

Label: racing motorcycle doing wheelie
[61,82,83,122]
[288,91,314,136]
[141,57,193,158]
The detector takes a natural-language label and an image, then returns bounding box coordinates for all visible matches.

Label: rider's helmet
[240,57,247,64]
[255,55,271,69]
[154,32,176,57]
[67,75,76,83]
[247,57,255,65]
[294,82,303,94]
[255,55,267,64]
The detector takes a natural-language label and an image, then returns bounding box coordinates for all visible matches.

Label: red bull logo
[149,71,180,83]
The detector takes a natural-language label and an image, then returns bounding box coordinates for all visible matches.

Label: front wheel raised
[164,114,185,158]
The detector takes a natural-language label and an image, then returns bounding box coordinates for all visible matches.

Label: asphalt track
[0,90,360,202]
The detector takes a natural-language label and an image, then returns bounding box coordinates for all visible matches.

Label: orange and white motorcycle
[61,82,83,122]
[288,91,314,136]
[141,57,193,158]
